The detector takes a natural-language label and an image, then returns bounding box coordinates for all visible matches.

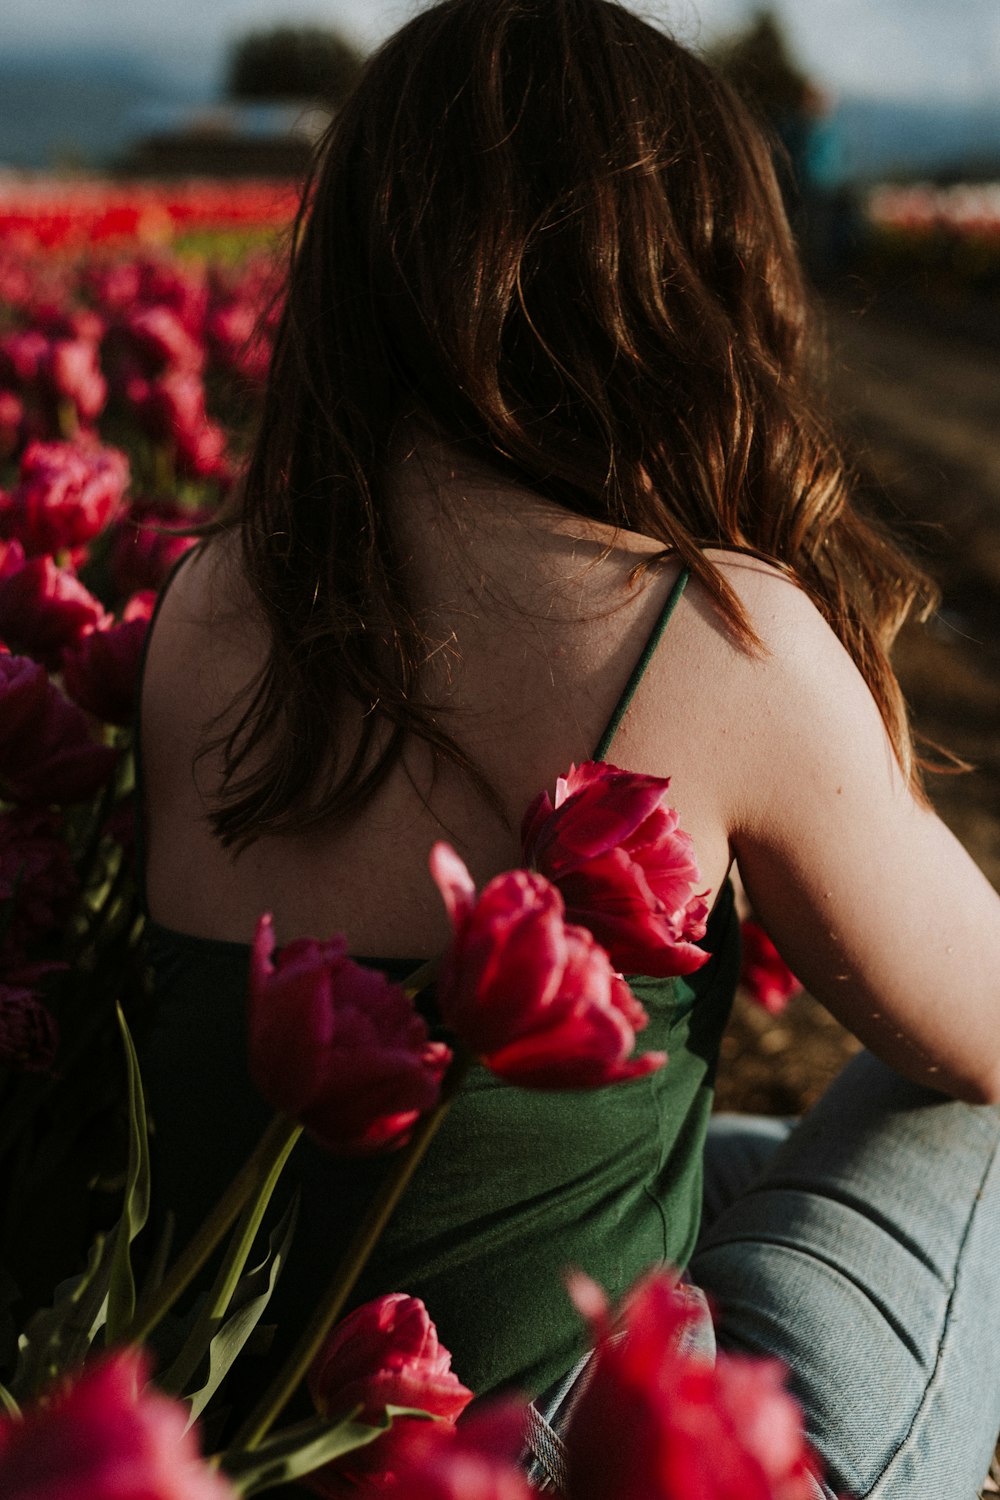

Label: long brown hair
[211,0,934,848]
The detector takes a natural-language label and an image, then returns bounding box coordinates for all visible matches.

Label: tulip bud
[309,1293,473,1423]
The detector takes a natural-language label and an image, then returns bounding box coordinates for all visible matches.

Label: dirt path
[717,294,1000,1115]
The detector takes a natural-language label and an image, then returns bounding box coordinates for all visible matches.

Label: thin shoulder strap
[592,566,690,763]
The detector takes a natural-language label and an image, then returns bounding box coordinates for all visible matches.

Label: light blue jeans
[692,1052,1000,1498]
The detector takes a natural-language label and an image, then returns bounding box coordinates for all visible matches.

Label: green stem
[401,955,439,999]
[160,1122,300,1395]
[231,1054,470,1453]
[125,1113,301,1348]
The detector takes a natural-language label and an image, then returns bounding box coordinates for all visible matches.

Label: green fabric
[137,558,739,1399]
[142,894,738,1398]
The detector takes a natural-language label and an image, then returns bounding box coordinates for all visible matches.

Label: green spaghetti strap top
[138,560,738,1402]
[593,567,689,761]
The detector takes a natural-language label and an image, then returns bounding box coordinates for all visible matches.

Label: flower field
[865,179,1000,296]
[0,179,293,1375]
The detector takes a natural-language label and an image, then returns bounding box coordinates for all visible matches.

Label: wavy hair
[210,0,935,847]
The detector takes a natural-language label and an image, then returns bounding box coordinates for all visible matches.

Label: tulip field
[865,178,1000,298]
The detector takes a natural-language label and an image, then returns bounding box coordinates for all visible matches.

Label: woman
[137,2,1000,1494]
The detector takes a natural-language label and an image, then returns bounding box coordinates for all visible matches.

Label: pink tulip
[0,440,128,556]
[430,843,666,1089]
[61,590,156,727]
[564,1272,820,1500]
[740,920,804,1016]
[0,544,109,669]
[43,337,107,424]
[306,1294,473,1495]
[249,916,452,1155]
[0,1349,234,1500]
[522,762,710,978]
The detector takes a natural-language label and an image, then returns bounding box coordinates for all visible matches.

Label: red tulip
[0,657,117,805]
[0,440,128,556]
[61,590,156,727]
[0,972,59,1071]
[111,304,203,379]
[0,330,48,388]
[43,337,107,424]
[307,1399,533,1500]
[0,807,77,960]
[306,1294,473,1495]
[430,843,666,1089]
[0,1349,234,1500]
[564,1272,820,1500]
[310,1294,474,1423]
[0,653,50,744]
[0,544,109,669]
[125,372,230,481]
[110,499,201,594]
[0,390,24,460]
[739,920,803,1016]
[249,916,452,1155]
[522,762,710,978]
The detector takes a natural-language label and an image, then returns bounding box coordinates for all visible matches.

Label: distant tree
[226,25,365,108]
[708,10,808,126]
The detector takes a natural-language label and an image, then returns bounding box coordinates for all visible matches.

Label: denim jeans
[692,1052,1000,1499]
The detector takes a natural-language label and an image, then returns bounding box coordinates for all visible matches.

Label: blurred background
[3,0,1000,180]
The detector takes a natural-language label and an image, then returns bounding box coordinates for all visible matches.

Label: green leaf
[104,1005,151,1343]
[137,1212,175,1307]
[222,1410,390,1496]
[0,1381,20,1418]
[173,1195,299,1423]
[11,1233,113,1399]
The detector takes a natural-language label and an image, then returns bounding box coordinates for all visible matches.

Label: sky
[6,0,1000,106]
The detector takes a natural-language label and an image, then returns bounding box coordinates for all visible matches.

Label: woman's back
[140,463,738,957]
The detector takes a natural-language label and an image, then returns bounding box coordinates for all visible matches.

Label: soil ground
[716,284,1000,1118]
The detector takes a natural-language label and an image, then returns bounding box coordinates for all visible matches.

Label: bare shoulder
[141,531,264,782]
[689,551,888,749]
[698,549,848,655]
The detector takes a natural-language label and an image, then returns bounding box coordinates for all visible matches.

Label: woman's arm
[720,561,1000,1103]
